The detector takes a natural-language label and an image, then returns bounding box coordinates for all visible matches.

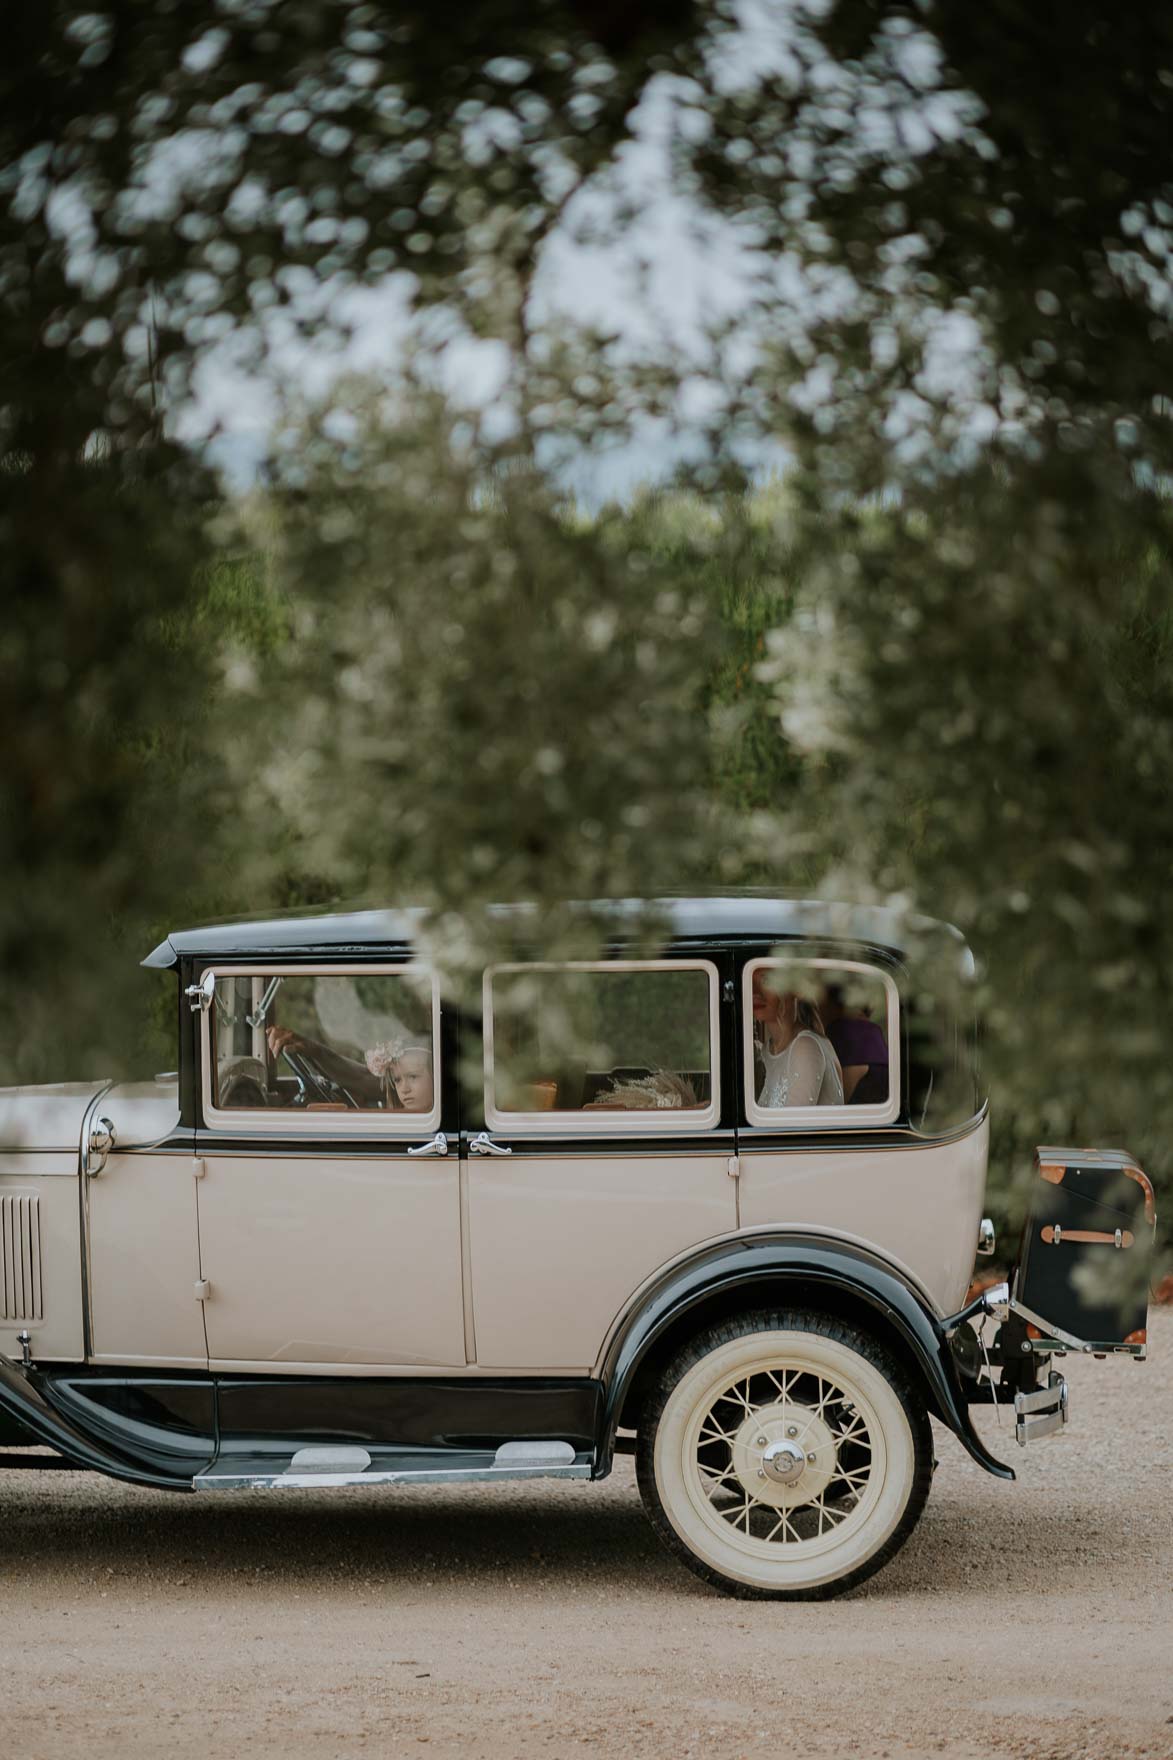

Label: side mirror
[184,970,215,1013]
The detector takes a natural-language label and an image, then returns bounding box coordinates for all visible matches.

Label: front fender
[0,1355,192,1491]
[596,1233,1014,1482]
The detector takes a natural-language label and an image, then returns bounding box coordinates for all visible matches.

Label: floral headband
[365,1040,432,1080]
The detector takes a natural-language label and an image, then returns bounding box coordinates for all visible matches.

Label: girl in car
[365,1041,435,1112]
[265,1026,434,1111]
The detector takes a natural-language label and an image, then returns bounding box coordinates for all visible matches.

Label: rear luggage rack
[948,1281,1148,1359]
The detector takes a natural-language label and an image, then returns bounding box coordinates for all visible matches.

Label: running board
[193,1439,593,1492]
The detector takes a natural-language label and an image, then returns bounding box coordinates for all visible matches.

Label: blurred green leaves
[3,2,1173,1265]
[231,393,728,938]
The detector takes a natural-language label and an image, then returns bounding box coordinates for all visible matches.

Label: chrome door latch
[407,1132,449,1158]
[87,1116,116,1177]
[469,1132,512,1156]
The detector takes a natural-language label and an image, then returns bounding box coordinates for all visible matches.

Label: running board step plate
[194,1440,591,1492]
[290,1446,372,1474]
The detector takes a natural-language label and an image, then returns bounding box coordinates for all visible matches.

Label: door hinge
[192,1157,206,1180]
[195,1278,211,1301]
[727,1154,740,1180]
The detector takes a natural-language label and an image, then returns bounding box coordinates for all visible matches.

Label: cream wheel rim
[654,1329,916,1591]
[689,1364,881,1551]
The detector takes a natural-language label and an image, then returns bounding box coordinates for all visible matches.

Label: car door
[465,955,738,1370]
[735,951,988,1313]
[194,963,467,1370]
[84,1083,209,1369]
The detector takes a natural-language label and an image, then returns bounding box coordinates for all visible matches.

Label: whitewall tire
[636,1310,933,1599]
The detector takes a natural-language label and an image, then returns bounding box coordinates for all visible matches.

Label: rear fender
[595,1233,1014,1481]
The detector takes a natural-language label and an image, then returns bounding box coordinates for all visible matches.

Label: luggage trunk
[1013,1146,1155,1351]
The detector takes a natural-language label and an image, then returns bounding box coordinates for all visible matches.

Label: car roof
[143,894,968,968]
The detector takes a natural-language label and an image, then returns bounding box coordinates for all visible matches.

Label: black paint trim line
[737,1105,989,1154]
[462,1129,738,1159]
[193,1133,461,1157]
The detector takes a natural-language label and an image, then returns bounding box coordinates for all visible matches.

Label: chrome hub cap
[729,1403,837,1507]
[762,1440,806,1485]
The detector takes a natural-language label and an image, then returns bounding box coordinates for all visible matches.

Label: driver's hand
[266,1026,300,1058]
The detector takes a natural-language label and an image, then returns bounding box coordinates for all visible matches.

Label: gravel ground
[2,1310,1171,1760]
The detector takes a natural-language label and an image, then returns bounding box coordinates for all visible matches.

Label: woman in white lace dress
[751,970,844,1108]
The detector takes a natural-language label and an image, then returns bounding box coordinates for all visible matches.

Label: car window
[744,958,898,1126]
[904,982,983,1136]
[485,962,718,1128]
[208,968,438,1123]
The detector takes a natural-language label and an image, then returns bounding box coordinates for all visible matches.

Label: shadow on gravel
[1,1464,1152,1603]
[4,1479,676,1594]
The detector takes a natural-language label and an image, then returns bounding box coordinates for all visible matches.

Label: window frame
[904,981,985,1139]
[199,962,442,1138]
[483,958,721,1135]
[742,955,900,1131]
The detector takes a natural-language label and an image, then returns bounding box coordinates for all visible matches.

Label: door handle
[86,1116,116,1177]
[407,1132,449,1158]
[468,1131,512,1156]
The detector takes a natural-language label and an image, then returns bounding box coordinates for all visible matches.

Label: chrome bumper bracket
[1014,1371,1069,1447]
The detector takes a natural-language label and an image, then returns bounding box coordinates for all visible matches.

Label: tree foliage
[3,1,704,459]
[3,3,1173,1254]
[233,392,726,946]
[1,2,708,1075]
[681,1,1173,475]
[667,3,1173,1214]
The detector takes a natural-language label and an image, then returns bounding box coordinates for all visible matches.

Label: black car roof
[144,894,968,969]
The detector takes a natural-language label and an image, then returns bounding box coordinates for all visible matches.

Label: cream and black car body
[0,898,1155,1598]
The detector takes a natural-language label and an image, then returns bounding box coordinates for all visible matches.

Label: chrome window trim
[483,959,721,1136]
[199,963,442,1138]
[743,956,900,1131]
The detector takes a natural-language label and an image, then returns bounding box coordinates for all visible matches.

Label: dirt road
[2,1311,1171,1760]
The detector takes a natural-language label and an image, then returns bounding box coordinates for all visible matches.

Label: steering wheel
[279,1043,364,1109]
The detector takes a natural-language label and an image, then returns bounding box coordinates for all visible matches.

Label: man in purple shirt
[820,986,890,1105]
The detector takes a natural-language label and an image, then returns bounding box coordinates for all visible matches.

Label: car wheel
[636,1309,933,1599]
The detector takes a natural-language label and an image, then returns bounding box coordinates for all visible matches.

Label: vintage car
[0,897,1156,1599]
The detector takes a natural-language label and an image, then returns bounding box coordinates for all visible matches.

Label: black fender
[595,1233,1014,1481]
[0,1355,194,1491]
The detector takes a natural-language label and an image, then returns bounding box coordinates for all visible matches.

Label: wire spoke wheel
[691,1364,878,1550]
[637,1311,933,1599]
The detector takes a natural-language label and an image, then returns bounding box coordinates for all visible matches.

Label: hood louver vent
[1,1194,43,1323]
